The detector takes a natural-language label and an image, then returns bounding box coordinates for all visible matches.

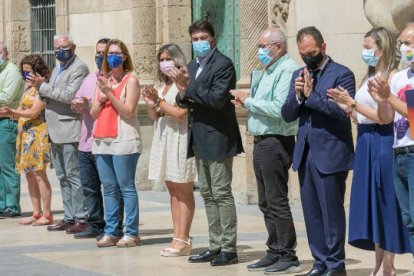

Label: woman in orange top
[90,39,141,248]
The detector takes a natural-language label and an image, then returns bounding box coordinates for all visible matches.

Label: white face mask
[0,55,4,66]
[400,44,414,64]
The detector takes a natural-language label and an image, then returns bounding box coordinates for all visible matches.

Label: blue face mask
[95,54,104,70]
[258,48,273,65]
[55,48,73,62]
[192,40,211,57]
[107,54,123,69]
[22,71,31,81]
[362,48,379,67]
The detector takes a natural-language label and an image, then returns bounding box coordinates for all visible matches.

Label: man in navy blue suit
[281,26,355,276]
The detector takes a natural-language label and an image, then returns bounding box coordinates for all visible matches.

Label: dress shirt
[74,72,98,152]
[245,53,299,136]
[0,60,24,109]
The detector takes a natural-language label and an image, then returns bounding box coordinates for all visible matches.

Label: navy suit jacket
[176,49,244,160]
[281,58,355,174]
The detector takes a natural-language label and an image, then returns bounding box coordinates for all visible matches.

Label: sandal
[160,237,192,257]
[32,214,53,226]
[116,236,140,248]
[19,213,42,225]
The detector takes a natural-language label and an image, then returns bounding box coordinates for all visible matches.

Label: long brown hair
[101,39,133,74]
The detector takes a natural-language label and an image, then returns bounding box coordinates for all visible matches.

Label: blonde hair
[362,27,396,84]
[155,44,187,83]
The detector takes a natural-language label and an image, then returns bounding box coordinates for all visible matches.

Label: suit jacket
[177,49,244,160]
[40,56,89,144]
[281,58,355,174]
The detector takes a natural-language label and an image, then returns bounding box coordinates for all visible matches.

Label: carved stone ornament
[272,0,291,29]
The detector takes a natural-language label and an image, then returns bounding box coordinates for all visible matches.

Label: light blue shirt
[245,53,299,136]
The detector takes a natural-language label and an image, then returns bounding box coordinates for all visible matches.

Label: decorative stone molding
[270,0,291,30]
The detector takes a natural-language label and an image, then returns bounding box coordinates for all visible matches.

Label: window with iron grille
[30,0,56,69]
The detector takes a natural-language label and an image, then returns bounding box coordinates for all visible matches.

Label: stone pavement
[0,169,413,276]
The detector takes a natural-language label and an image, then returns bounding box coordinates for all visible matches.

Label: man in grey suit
[30,34,89,233]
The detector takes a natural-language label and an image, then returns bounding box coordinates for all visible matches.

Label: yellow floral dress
[15,87,51,174]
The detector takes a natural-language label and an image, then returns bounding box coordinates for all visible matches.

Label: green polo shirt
[245,53,299,136]
[0,60,24,109]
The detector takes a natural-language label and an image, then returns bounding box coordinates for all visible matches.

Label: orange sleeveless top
[93,74,131,138]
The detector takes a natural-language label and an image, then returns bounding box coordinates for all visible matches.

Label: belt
[254,134,288,143]
[394,145,414,155]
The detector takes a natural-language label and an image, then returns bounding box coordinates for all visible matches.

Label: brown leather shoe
[66,221,87,234]
[47,220,74,231]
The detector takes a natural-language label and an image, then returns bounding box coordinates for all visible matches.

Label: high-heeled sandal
[32,214,53,226]
[19,213,42,225]
[160,237,192,257]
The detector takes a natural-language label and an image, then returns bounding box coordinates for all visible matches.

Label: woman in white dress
[142,44,196,257]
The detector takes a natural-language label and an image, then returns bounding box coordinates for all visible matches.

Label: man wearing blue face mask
[230,28,301,274]
[29,34,89,234]
[70,38,114,239]
[175,20,244,266]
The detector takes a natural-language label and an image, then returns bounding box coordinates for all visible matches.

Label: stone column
[0,0,30,64]
[55,0,69,34]
[155,0,192,62]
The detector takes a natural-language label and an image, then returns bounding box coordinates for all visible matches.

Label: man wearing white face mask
[175,20,244,266]
[229,28,301,274]
[372,23,414,260]
[0,42,24,217]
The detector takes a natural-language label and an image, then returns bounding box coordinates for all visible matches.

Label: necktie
[311,69,319,89]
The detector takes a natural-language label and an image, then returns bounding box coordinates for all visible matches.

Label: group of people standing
[0,17,414,275]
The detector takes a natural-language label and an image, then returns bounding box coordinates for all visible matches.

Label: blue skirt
[348,123,411,253]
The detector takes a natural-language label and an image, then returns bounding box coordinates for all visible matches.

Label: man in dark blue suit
[281,26,355,276]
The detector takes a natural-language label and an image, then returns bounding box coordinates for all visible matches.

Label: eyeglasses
[108,52,123,56]
[54,46,71,51]
[96,51,105,56]
[257,43,277,49]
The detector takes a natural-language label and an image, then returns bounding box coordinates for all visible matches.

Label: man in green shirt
[0,42,24,217]
[230,28,301,274]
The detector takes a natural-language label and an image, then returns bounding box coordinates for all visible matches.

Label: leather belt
[254,134,284,143]
[394,145,414,155]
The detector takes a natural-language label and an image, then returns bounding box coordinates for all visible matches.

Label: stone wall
[0,0,31,64]
[0,0,375,205]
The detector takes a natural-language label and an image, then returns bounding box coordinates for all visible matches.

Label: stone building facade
[0,0,373,204]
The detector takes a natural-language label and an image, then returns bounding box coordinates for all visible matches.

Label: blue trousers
[299,148,347,272]
[393,151,414,254]
[96,153,139,237]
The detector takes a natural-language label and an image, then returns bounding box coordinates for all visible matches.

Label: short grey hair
[267,28,287,49]
[53,34,74,44]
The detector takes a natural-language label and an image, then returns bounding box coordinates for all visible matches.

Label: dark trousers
[78,151,105,231]
[299,147,347,272]
[253,135,297,259]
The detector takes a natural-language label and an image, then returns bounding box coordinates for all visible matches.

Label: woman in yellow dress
[0,55,53,225]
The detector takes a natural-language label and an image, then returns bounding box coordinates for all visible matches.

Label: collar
[407,68,414,79]
[196,47,217,67]
[317,56,330,72]
[0,60,9,72]
[266,53,288,73]
[58,55,76,71]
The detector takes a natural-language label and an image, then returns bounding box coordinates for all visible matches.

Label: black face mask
[302,51,323,70]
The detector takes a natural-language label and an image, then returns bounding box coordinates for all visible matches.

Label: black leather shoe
[296,268,327,276]
[264,258,302,274]
[210,251,238,266]
[2,209,21,217]
[322,270,346,276]
[188,250,221,263]
[247,254,278,271]
[74,227,103,239]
